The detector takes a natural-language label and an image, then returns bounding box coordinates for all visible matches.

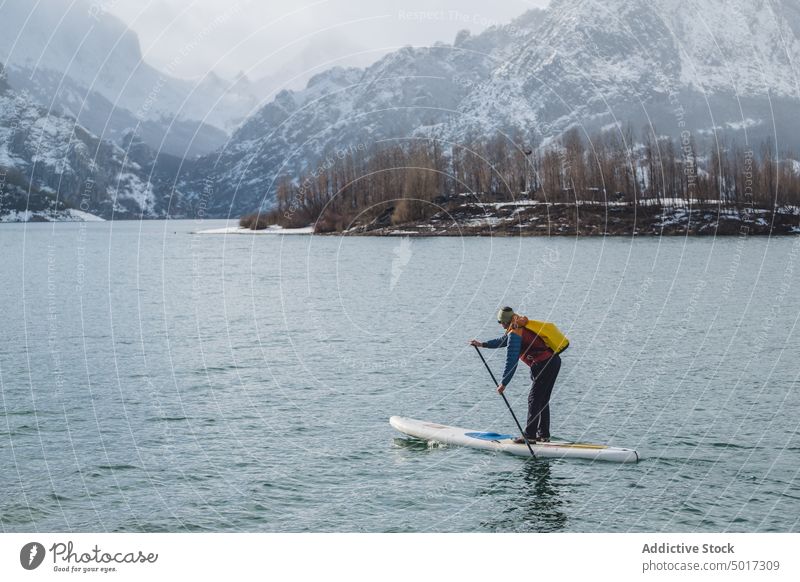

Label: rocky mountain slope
[181,0,800,216]
[4,1,799,219]
[445,0,800,144]
[183,10,546,215]
[0,63,186,219]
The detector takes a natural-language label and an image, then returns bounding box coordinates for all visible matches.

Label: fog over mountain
[0,0,257,156]
[2,0,800,219]
[182,0,800,216]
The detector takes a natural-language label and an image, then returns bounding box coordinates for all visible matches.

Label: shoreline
[10,203,797,237]
[236,201,800,237]
[0,209,105,223]
[344,201,800,237]
[192,225,314,235]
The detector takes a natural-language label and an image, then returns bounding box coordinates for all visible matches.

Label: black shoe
[513,436,536,444]
[536,436,550,443]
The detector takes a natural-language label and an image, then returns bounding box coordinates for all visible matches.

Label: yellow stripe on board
[543,443,608,450]
[505,440,609,450]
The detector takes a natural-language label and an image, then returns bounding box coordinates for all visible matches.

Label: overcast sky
[104,0,549,84]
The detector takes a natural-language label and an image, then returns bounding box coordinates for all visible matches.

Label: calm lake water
[1,219,799,532]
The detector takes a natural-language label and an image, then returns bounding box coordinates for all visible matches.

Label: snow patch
[0,208,104,222]
[194,225,313,235]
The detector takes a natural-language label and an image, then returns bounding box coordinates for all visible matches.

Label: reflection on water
[480,461,568,532]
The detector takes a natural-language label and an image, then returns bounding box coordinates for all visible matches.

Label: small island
[238,129,800,236]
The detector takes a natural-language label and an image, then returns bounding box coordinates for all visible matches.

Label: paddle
[473,345,536,458]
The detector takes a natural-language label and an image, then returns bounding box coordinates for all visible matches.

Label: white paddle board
[390,416,639,463]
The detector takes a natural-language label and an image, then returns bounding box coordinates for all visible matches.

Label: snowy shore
[342,200,800,236]
[0,209,105,222]
[193,225,314,235]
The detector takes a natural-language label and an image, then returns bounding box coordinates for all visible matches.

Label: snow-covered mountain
[183,9,546,215]
[181,0,800,216]
[5,66,231,159]
[5,1,799,218]
[0,0,256,156]
[445,0,800,144]
[0,62,186,219]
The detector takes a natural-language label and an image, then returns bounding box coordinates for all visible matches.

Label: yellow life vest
[510,315,570,354]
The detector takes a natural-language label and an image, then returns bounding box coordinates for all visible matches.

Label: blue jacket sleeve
[500,333,521,386]
[483,335,508,349]
[483,334,521,386]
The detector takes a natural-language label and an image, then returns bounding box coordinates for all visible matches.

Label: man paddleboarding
[469,307,566,444]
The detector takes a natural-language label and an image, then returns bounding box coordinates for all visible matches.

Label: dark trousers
[525,354,561,439]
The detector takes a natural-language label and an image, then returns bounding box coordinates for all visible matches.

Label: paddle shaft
[473,345,536,458]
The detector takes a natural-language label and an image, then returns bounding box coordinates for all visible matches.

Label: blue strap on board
[465,431,515,441]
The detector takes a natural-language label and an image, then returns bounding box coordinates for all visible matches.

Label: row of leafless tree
[242,128,800,230]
